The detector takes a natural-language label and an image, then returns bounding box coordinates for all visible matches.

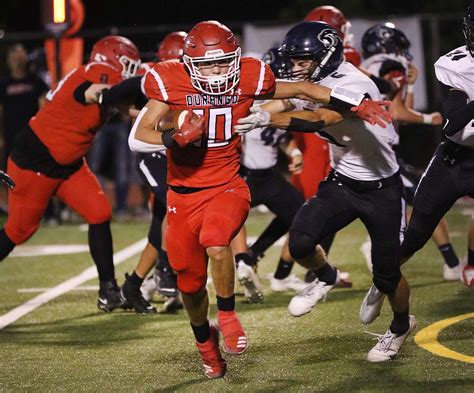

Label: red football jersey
[344,45,361,67]
[29,62,122,165]
[143,57,276,188]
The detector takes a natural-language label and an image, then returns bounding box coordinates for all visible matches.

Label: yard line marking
[414,312,474,364]
[0,238,147,330]
[17,285,100,293]
[10,244,89,257]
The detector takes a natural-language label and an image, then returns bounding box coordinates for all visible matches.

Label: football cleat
[140,275,157,302]
[196,321,227,379]
[155,267,179,298]
[367,315,416,362]
[217,310,248,355]
[288,270,340,317]
[443,264,462,281]
[237,261,263,304]
[268,273,308,292]
[462,265,474,287]
[161,295,184,313]
[121,273,157,315]
[97,279,124,312]
[359,284,386,324]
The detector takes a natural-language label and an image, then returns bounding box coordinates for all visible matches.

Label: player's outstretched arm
[390,90,442,125]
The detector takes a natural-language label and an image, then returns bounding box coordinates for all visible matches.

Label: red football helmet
[304,6,352,45]
[89,35,141,79]
[157,31,187,62]
[183,20,241,95]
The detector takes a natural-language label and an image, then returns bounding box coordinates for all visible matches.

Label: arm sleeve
[439,82,474,136]
[128,106,166,153]
[99,76,143,105]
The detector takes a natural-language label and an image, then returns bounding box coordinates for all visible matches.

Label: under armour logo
[168,206,177,214]
[225,188,235,193]
[235,88,242,96]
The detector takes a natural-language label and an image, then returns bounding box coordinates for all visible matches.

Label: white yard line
[17,285,100,293]
[0,238,147,330]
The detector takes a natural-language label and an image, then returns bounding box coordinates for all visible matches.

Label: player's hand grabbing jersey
[143,57,275,188]
[290,62,399,181]
[435,45,474,147]
[29,63,122,165]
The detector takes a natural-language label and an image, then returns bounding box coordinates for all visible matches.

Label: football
[157,109,201,132]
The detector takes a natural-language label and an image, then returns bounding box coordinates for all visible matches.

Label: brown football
[157,109,200,132]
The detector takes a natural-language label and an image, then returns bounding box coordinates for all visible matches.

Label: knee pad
[373,272,401,295]
[84,203,112,224]
[289,230,317,260]
[176,270,207,294]
[5,217,40,245]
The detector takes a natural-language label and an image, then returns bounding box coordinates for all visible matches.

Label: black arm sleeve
[99,76,143,105]
[285,117,326,133]
[439,82,474,136]
[73,81,93,105]
[369,75,394,95]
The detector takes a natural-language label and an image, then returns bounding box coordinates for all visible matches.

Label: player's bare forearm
[268,81,331,103]
[134,100,169,144]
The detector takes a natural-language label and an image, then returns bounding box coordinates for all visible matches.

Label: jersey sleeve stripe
[254,60,266,96]
[149,68,169,101]
[140,75,146,96]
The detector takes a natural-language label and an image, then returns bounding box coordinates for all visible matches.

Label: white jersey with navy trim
[289,62,399,181]
[241,125,288,170]
[361,53,409,78]
[435,46,474,147]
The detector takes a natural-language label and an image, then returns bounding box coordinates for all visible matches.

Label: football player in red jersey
[129,20,390,379]
[0,35,140,312]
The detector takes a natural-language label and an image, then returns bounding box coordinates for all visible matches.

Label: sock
[128,271,144,288]
[390,310,410,335]
[88,221,115,282]
[191,321,211,343]
[316,263,337,285]
[235,252,254,267]
[438,243,459,267]
[249,218,289,258]
[319,233,335,255]
[216,295,235,312]
[468,248,474,267]
[157,248,171,271]
[274,258,293,279]
[0,229,16,261]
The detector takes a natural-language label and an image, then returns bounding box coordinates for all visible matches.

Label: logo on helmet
[318,29,342,49]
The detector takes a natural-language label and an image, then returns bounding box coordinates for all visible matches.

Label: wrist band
[407,84,415,94]
[290,148,302,158]
[422,113,434,125]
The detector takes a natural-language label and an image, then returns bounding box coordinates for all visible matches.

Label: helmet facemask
[119,55,140,79]
[183,47,241,95]
[463,18,474,57]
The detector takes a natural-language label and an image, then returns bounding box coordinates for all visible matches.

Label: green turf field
[0,207,473,392]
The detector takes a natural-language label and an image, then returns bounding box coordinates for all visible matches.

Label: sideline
[0,238,147,330]
[414,312,474,364]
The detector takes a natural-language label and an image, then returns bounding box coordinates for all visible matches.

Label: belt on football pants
[327,169,401,192]
[239,165,275,178]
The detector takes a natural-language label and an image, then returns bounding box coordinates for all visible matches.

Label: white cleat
[268,274,308,293]
[359,284,386,324]
[367,315,416,362]
[443,264,462,281]
[287,270,339,317]
[237,261,263,304]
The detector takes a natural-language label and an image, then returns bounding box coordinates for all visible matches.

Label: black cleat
[155,267,179,298]
[97,279,125,312]
[121,273,157,314]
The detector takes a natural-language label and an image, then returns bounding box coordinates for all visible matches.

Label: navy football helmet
[262,47,286,78]
[361,23,412,61]
[278,21,344,81]
[463,2,474,56]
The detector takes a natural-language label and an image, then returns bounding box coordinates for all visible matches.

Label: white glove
[234,106,271,134]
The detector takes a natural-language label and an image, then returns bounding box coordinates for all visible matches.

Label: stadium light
[41,0,71,37]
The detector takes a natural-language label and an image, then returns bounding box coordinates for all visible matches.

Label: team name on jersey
[185,93,240,107]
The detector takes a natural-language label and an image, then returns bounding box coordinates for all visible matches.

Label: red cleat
[195,322,226,379]
[217,310,248,355]
[462,265,474,287]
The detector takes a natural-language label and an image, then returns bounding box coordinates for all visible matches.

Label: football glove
[351,99,392,128]
[235,106,271,134]
[172,111,206,148]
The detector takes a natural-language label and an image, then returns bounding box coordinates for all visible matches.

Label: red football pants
[165,176,250,294]
[291,133,331,200]
[5,158,112,244]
